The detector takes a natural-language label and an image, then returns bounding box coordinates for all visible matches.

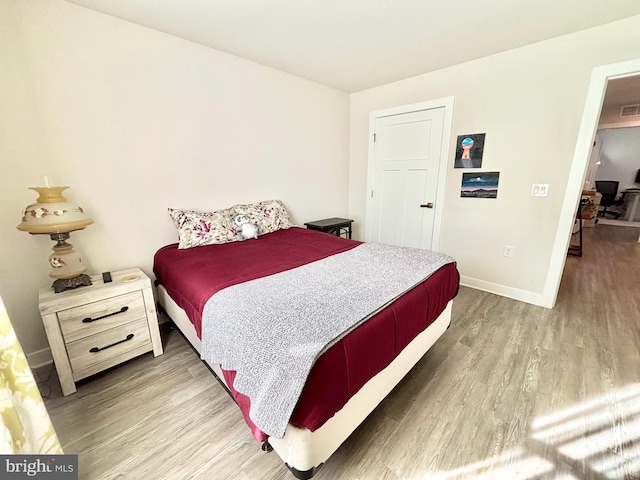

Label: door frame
[365,97,455,251]
[543,58,640,308]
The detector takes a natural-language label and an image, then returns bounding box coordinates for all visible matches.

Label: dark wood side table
[304,218,354,239]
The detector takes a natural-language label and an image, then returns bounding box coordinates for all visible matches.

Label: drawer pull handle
[90,334,134,353]
[82,306,129,323]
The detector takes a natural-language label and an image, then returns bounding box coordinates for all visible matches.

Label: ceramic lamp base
[48,232,91,293]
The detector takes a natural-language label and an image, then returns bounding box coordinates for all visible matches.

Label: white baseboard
[460,275,544,307]
[27,347,53,370]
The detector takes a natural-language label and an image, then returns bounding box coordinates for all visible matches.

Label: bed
[153,203,459,479]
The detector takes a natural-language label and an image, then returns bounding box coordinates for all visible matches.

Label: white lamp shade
[17,186,93,234]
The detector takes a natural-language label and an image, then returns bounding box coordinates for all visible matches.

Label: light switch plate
[531,184,549,197]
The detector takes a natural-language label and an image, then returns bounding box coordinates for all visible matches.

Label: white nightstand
[38,267,163,396]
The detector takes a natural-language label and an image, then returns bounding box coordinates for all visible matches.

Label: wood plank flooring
[42,224,640,479]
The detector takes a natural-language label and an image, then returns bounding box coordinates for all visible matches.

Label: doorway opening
[543,59,640,308]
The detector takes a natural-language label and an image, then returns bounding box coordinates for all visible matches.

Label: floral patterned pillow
[168,207,237,249]
[232,199,294,236]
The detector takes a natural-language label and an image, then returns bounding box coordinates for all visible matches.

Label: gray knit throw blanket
[201,242,455,438]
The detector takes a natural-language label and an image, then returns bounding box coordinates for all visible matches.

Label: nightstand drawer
[59,291,146,343]
[67,318,152,377]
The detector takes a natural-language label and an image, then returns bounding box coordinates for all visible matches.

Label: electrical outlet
[503,245,514,258]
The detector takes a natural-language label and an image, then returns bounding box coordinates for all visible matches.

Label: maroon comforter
[154,227,459,441]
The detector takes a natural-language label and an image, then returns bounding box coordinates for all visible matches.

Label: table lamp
[17,186,94,293]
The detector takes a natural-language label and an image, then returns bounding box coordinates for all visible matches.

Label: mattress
[153,227,459,441]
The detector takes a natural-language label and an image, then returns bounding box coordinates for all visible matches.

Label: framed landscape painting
[461,172,500,198]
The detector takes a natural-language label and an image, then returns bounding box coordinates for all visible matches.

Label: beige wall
[0,1,349,364]
[350,15,640,303]
[5,1,640,364]
[0,2,51,360]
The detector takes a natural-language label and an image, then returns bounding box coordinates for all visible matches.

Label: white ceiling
[66,0,640,92]
[604,75,640,108]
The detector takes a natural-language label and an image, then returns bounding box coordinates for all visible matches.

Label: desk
[623,190,640,222]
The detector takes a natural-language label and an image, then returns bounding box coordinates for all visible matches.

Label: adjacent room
[2,1,640,479]
[589,78,640,227]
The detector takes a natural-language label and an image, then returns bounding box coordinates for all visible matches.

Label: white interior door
[367,107,445,250]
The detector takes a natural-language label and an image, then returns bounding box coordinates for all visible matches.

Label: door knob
[420,203,434,208]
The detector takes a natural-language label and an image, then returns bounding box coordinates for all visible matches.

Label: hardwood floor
[42,224,640,479]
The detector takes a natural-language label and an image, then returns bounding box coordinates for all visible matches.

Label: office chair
[595,180,624,218]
